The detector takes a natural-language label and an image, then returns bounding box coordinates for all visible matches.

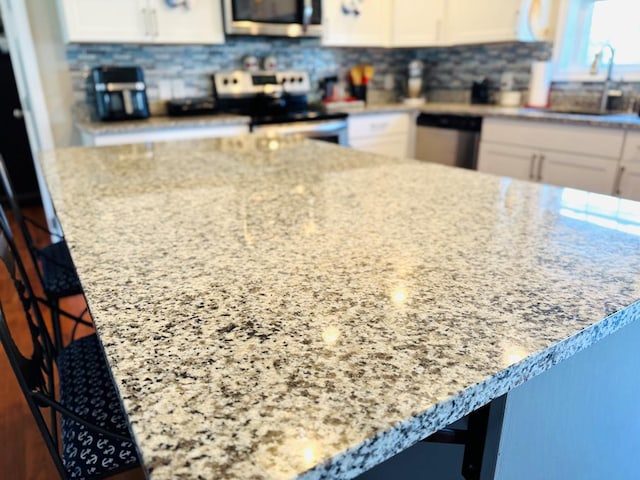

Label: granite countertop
[76,113,251,135]
[41,136,640,479]
[334,101,640,129]
[75,102,640,137]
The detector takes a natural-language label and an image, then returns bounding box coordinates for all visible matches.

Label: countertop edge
[298,300,640,480]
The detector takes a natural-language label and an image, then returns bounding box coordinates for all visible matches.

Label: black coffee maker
[91,66,150,121]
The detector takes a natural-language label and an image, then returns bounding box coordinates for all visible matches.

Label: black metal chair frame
[0,155,92,352]
[0,207,139,479]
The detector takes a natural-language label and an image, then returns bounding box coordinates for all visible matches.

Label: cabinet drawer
[621,131,640,166]
[84,125,249,146]
[539,151,619,195]
[482,118,624,159]
[348,113,411,140]
[350,134,409,158]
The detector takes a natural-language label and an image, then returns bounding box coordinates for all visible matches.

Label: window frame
[552,0,640,82]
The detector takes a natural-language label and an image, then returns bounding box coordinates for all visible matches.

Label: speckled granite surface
[417,103,640,129]
[76,103,640,137]
[41,137,640,479]
[76,113,250,135]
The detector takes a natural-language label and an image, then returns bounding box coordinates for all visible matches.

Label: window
[554,0,640,81]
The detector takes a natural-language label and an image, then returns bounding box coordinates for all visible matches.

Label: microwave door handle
[302,0,313,32]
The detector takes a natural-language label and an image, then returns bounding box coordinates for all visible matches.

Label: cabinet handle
[151,9,158,37]
[529,154,537,180]
[142,8,149,36]
[12,108,24,119]
[614,165,626,196]
[436,19,442,42]
[536,154,545,181]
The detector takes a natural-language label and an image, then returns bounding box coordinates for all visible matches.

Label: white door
[0,0,58,233]
[538,151,619,195]
[446,0,522,45]
[618,165,640,202]
[150,0,224,44]
[391,0,445,47]
[57,0,149,43]
[322,0,392,47]
[477,141,537,182]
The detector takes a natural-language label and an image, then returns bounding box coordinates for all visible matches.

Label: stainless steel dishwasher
[415,113,482,169]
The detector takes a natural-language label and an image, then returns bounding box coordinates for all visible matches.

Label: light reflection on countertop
[40,137,640,480]
[559,188,640,236]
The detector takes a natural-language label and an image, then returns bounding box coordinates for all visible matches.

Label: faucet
[590,43,616,113]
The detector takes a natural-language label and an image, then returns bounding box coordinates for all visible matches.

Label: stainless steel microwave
[223,0,322,37]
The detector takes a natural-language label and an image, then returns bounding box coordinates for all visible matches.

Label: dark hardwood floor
[0,207,145,479]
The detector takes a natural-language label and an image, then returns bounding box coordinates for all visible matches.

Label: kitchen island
[40,136,640,479]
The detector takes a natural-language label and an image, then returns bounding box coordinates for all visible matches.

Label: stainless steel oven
[251,118,348,145]
[213,70,348,146]
[223,0,322,37]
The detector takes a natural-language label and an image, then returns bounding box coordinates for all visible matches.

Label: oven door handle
[254,120,347,136]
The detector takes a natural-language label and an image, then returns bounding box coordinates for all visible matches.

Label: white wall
[496,317,640,479]
[24,0,78,148]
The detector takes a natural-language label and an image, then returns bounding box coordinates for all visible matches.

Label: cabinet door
[621,131,640,168]
[477,141,537,182]
[618,165,640,202]
[57,0,149,43]
[446,0,522,45]
[391,0,445,47]
[538,151,619,195]
[149,0,224,44]
[322,0,392,47]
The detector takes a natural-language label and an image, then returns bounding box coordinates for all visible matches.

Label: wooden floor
[0,207,145,479]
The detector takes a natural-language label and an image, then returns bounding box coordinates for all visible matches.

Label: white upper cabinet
[322,0,392,47]
[446,0,558,46]
[57,0,148,43]
[149,0,224,44]
[57,0,224,44]
[391,0,446,47]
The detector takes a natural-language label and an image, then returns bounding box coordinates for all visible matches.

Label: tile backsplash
[67,38,554,113]
[69,38,639,114]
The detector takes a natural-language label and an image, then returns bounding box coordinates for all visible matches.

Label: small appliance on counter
[91,66,150,121]
[403,60,426,106]
[166,97,218,117]
[471,78,491,105]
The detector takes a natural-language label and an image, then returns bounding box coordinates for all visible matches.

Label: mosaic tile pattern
[41,136,640,479]
[66,39,640,114]
[66,39,550,106]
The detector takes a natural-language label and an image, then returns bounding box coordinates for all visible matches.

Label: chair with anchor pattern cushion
[0,207,140,479]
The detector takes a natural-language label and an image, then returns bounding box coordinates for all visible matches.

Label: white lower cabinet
[478,118,627,197]
[618,165,640,201]
[348,112,412,158]
[478,142,618,195]
[80,124,249,147]
[539,151,619,195]
[477,142,537,181]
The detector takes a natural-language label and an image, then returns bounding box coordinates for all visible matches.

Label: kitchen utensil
[363,64,375,85]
